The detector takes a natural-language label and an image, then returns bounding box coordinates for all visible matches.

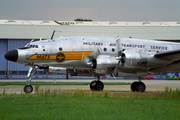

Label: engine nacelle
[120,50,148,68]
[95,55,118,74]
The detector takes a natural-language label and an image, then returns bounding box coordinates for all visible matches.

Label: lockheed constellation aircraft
[4,32,180,93]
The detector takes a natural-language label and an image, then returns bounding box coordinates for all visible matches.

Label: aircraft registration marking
[27,51,93,63]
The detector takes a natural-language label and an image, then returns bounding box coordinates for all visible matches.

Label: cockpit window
[24,43,39,48]
[26,44,38,48]
[24,43,30,47]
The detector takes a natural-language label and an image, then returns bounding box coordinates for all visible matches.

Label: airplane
[4,31,180,93]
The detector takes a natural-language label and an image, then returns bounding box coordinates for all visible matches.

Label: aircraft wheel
[24,85,33,93]
[131,82,138,92]
[90,80,97,91]
[96,81,104,91]
[136,82,146,92]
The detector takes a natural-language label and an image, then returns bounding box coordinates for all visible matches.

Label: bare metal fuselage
[5,36,180,77]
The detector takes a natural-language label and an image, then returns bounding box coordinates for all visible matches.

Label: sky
[0,0,180,21]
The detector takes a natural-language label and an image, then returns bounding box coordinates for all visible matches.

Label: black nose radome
[4,50,18,62]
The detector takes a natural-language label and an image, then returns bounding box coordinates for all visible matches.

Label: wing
[149,62,180,73]
[154,49,180,61]
[149,50,180,73]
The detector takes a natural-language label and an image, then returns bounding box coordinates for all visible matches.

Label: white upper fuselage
[17,36,117,67]
[6,36,180,75]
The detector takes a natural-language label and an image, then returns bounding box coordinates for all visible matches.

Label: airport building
[1,19,180,79]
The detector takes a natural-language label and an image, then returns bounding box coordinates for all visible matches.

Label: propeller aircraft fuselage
[5,36,180,93]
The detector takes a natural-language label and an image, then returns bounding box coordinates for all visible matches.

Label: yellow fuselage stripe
[28,52,92,60]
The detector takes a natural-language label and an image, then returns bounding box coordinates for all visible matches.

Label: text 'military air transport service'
[4,31,180,93]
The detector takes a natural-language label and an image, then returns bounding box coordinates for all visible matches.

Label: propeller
[85,47,102,76]
[115,37,126,66]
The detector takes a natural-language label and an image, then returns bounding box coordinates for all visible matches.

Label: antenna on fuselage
[51,30,56,39]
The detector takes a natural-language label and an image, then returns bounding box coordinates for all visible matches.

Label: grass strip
[0,82,131,86]
[0,88,180,120]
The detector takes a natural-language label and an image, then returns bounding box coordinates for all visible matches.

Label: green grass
[0,88,180,120]
[0,81,131,86]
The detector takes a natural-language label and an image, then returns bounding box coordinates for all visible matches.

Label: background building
[1,20,180,79]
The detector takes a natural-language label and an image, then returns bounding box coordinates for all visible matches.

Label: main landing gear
[89,77,146,92]
[90,76,104,91]
[131,77,146,92]
[23,66,39,93]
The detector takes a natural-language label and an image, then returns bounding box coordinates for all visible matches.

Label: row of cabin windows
[44,47,161,53]
[58,47,116,52]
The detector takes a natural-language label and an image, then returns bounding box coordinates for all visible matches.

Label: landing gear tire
[131,82,138,92]
[96,81,104,91]
[90,80,97,91]
[90,80,104,91]
[136,82,146,92]
[131,82,146,92]
[24,85,33,93]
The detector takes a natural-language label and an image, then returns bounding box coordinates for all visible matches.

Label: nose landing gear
[23,66,39,93]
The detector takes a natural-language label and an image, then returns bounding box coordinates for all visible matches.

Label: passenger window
[104,48,107,52]
[59,47,62,51]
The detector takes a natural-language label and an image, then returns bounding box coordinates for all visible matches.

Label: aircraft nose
[4,50,18,62]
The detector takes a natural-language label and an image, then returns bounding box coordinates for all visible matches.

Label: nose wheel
[24,85,33,93]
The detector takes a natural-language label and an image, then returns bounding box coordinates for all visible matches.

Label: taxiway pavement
[0,79,180,94]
